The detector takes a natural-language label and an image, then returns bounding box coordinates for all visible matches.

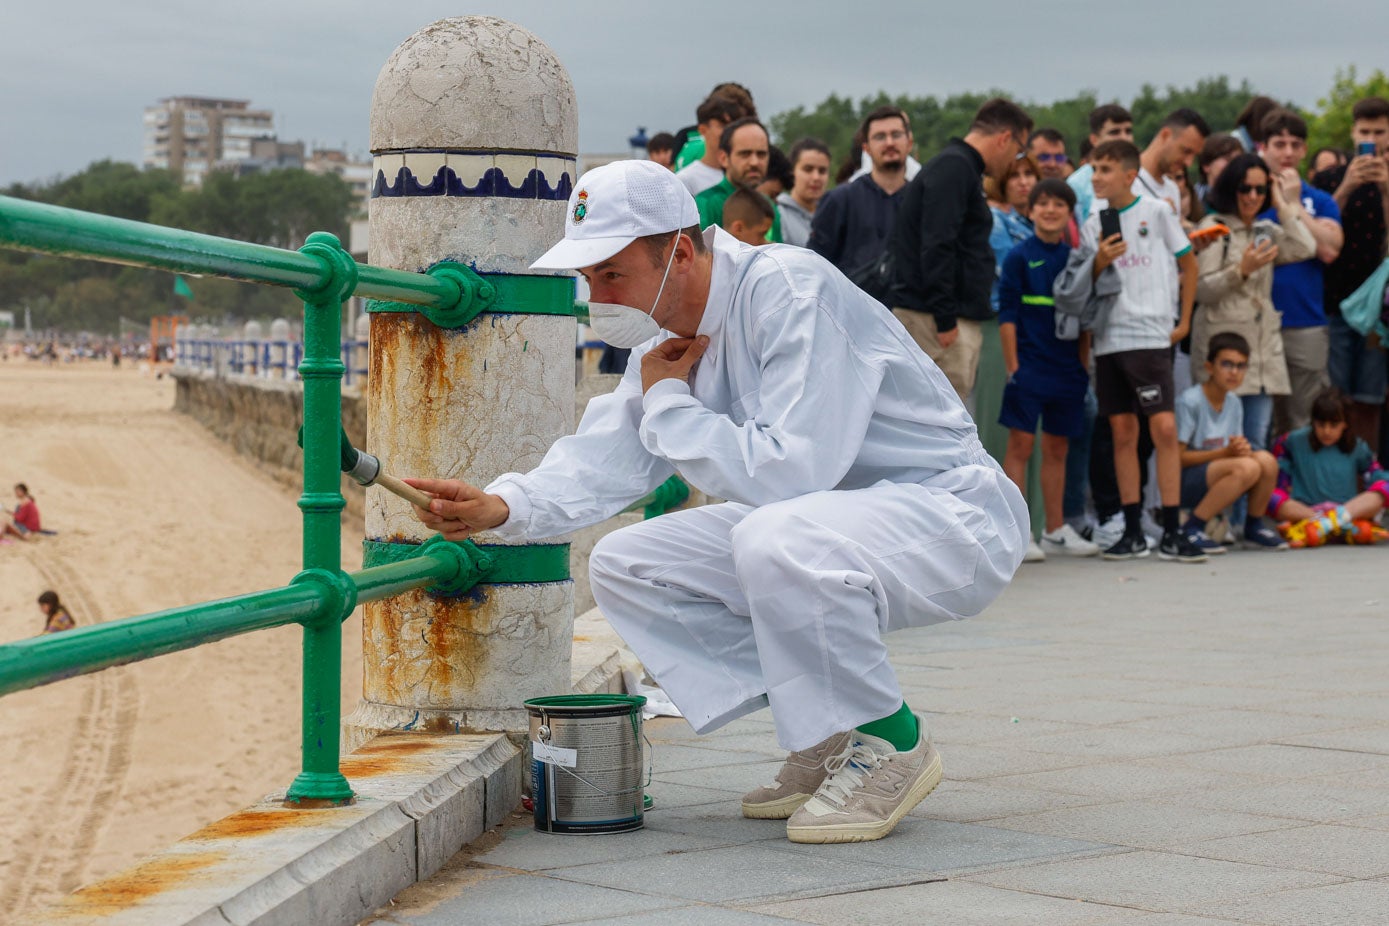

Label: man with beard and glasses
[808,106,913,278]
[695,117,782,242]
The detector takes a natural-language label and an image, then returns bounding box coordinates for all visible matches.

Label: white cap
[530,159,701,270]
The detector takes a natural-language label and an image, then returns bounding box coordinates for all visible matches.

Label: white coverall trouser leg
[590,463,1027,752]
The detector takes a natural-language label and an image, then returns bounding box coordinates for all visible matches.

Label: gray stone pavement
[365,547,1389,926]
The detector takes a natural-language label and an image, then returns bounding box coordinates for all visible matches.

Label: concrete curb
[36,621,629,926]
[35,733,521,926]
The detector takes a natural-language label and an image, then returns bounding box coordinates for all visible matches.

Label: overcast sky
[2,1,1384,186]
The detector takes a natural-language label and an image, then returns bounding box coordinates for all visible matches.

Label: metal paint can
[524,694,647,834]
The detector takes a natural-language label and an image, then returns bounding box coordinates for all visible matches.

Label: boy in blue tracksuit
[999,179,1099,559]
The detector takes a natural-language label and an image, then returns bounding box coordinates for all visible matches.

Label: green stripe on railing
[368,274,575,317]
[1021,294,1056,306]
[363,539,570,586]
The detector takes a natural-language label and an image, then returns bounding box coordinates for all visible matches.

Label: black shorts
[1095,348,1175,417]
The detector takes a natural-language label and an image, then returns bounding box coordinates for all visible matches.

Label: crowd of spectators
[638,84,1389,562]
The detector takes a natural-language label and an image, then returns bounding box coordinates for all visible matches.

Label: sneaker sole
[1101,548,1151,561]
[741,793,813,820]
[1042,544,1101,557]
[1156,550,1208,563]
[784,748,944,844]
[1242,541,1289,551]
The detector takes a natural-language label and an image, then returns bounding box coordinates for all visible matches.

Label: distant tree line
[770,69,1389,181]
[0,161,354,335]
[4,69,1386,335]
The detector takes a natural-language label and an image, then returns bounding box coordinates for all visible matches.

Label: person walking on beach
[406,159,1028,845]
[38,591,75,634]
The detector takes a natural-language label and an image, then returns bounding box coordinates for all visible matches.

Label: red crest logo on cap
[573,189,588,224]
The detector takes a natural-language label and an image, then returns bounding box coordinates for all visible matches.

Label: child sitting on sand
[38,590,75,634]
[2,483,40,541]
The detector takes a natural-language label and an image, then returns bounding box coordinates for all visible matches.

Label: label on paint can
[532,742,578,768]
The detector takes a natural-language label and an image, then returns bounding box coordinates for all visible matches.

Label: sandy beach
[0,361,364,924]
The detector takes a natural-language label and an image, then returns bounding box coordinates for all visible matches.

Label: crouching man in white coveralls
[408,159,1028,844]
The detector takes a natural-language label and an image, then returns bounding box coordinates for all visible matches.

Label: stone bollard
[345,16,579,745]
[242,320,263,376]
[269,317,291,380]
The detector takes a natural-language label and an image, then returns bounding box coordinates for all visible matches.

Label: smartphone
[1099,207,1122,242]
[1358,141,1378,158]
[1253,231,1274,249]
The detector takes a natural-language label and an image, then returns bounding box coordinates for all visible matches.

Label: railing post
[347,16,578,743]
[286,231,358,805]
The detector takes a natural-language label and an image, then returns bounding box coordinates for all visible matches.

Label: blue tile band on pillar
[372,150,576,200]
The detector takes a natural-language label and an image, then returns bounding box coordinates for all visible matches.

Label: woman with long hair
[38,590,75,634]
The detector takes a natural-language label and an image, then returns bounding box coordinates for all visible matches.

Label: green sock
[856,701,918,752]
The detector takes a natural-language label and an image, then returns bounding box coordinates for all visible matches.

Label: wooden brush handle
[375,472,436,510]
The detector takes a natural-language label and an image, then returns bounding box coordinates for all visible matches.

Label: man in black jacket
[809,105,914,276]
[890,98,1033,398]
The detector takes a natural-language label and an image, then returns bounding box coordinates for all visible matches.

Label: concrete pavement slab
[370,871,682,925]
[370,548,1389,924]
[538,843,926,904]
[982,799,1306,851]
[1175,822,1389,879]
[474,823,735,872]
[750,878,1149,925]
[1198,878,1389,926]
[766,818,1114,875]
[963,849,1343,910]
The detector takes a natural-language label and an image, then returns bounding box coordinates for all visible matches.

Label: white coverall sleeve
[637,290,883,506]
[486,357,675,542]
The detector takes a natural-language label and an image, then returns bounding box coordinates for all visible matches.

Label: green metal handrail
[0,194,508,805]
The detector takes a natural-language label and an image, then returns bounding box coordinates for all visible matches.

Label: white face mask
[587,234,679,349]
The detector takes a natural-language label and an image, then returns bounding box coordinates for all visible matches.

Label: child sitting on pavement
[998,178,1099,561]
[1270,388,1389,547]
[1176,332,1287,552]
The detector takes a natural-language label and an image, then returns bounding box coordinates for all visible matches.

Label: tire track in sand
[0,549,139,919]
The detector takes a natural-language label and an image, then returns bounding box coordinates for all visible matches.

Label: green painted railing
[0,195,515,805]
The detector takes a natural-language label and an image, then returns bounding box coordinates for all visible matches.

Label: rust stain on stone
[198,809,319,839]
[356,735,437,756]
[364,590,492,708]
[53,852,225,915]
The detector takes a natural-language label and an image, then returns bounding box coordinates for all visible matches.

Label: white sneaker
[1023,539,1046,562]
[1092,513,1125,549]
[1041,523,1100,557]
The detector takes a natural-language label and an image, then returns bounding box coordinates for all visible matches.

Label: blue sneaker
[1242,523,1290,551]
[1181,527,1227,555]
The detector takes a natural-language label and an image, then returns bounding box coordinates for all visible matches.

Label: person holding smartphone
[1190,153,1316,459]
[1312,96,1389,448]
[1081,140,1205,563]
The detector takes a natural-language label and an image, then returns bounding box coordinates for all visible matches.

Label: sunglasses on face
[1238,184,1269,195]
[1034,153,1067,163]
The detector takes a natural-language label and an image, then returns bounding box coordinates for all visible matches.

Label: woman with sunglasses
[1191,153,1316,451]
